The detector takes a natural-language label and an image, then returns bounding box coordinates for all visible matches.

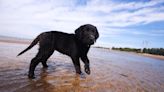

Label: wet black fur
[17,24,99,78]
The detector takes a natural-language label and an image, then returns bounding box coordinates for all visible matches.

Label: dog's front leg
[71,57,82,74]
[81,55,90,75]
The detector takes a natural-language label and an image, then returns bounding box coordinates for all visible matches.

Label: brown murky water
[0,42,164,92]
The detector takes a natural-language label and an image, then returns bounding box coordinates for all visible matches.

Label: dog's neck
[74,36,90,48]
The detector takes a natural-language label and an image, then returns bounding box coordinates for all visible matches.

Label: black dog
[17,24,99,78]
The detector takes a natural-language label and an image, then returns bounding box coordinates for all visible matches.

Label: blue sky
[0,0,164,48]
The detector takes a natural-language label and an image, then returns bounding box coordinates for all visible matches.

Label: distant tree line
[112,47,141,53]
[112,47,164,56]
[142,48,164,56]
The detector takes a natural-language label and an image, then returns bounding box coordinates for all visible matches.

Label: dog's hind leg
[28,52,42,78]
[28,48,53,78]
[41,50,54,68]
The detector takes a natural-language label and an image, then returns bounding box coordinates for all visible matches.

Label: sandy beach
[0,40,164,92]
[140,53,164,60]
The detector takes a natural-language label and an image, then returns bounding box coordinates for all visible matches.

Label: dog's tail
[17,34,40,56]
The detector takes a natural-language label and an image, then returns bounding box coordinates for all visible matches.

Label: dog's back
[46,31,78,56]
[18,31,78,57]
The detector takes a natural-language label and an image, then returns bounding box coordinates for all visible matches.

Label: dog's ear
[75,25,85,39]
[95,27,99,39]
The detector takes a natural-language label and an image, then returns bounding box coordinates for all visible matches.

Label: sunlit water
[0,42,164,92]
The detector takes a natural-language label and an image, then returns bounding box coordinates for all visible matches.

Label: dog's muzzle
[88,35,95,45]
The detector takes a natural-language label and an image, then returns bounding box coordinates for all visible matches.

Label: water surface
[0,42,164,92]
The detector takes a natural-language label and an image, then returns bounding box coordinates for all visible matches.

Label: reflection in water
[27,69,53,92]
[0,42,164,92]
[28,69,82,92]
[12,67,84,92]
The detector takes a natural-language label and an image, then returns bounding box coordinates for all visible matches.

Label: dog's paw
[28,74,35,79]
[84,64,90,75]
[85,68,90,75]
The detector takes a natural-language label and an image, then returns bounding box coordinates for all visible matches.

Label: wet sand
[140,53,164,60]
[0,41,164,92]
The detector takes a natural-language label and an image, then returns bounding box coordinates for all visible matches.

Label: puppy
[17,24,99,78]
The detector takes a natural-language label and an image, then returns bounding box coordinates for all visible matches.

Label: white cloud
[0,0,164,47]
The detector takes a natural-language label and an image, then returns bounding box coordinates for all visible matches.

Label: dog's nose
[90,35,95,40]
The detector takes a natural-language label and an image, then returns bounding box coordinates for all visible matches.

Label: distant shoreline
[0,39,31,44]
[139,53,164,60]
[0,36,164,60]
[0,35,31,44]
[95,47,164,60]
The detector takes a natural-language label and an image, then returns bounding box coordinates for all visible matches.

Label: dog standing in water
[17,24,99,79]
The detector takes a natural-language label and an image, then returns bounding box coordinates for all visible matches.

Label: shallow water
[0,42,164,92]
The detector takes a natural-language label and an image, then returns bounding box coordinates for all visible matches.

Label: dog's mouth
[81,34,96,46]
[89,40,95,45]
[87,35,96,45]
[82,39,95,46]
[87,39,95,45]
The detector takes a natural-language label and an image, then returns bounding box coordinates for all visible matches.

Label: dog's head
[75,24,99,46]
